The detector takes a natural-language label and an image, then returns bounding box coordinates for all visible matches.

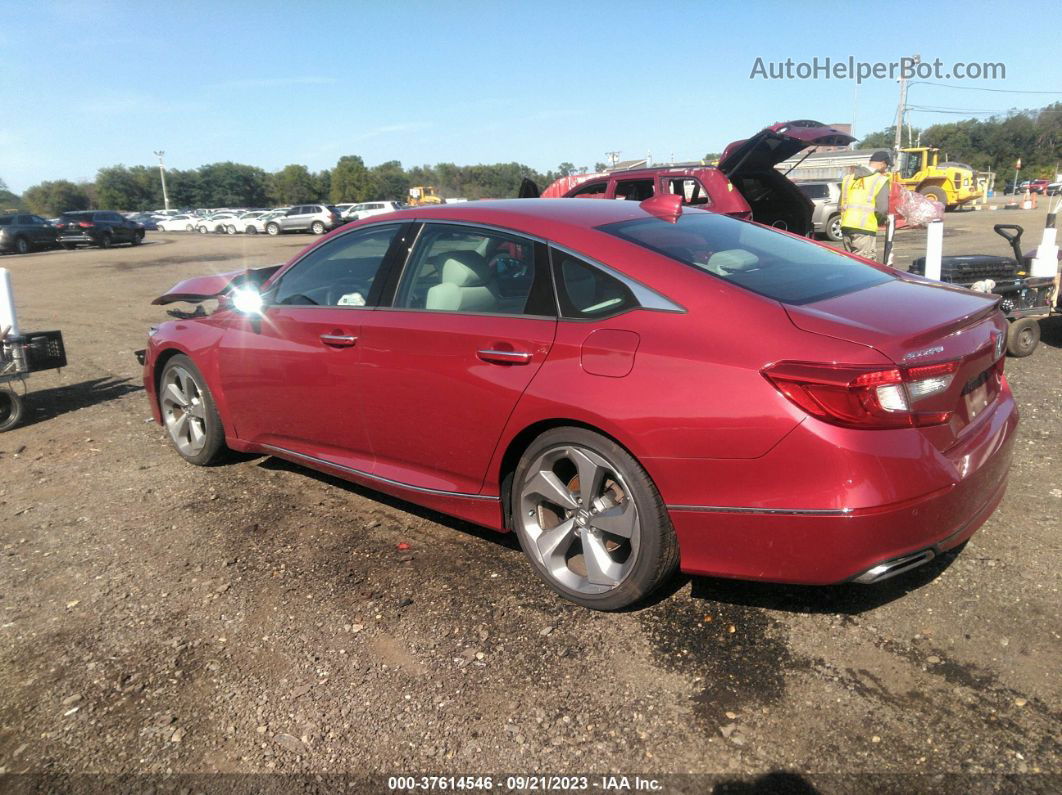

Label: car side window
[17,215,33,225]
[665,178,712,206]
[570,181,607,198]
[615,179,654,201]
[271,225,401,307]
[395,224,548,316]
[551,249,639,320]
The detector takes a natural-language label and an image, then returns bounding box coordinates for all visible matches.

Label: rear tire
[0,388,24,432]
[98,233,113,249]
[246,225,258,235]
[1006,317,1041,357]
[131,231,143,246]
[158,354,227,465]
[185,224,194,232]
[198,226,208,234]
[510,427,679,610]
[266,223,280,236]
[226,225,237,235]
[311,221,325,235]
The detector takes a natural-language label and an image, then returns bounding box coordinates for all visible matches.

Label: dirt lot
[1,209,1059,792]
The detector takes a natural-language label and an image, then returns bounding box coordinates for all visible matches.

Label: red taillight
[78,221,94,228]
[763,360,960,429]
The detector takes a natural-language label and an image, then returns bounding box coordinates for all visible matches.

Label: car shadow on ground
[254,455,522,552]
[11,376,143,429]
[680,543,963,615]
[1036,315,1062,350]
[243,454,961,616]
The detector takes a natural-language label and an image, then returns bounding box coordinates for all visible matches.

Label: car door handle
[477,348,532,364]
[320,333,357,347]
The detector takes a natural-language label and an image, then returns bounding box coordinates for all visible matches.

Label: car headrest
[706,249,760,274]
[441,251,489,287]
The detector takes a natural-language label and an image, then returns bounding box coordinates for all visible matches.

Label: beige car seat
[425,251,500,312]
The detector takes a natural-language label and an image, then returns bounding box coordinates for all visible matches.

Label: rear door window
[395,224,551,316]
[614,179,655,201]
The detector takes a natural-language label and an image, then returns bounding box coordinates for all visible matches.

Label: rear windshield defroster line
[597,212,892,305]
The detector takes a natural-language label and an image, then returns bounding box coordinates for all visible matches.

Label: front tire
[1006,317,1041,357]
[266,223,280,236]
[131,231,143,246]
[826,213,842,242]
[510,427,678,610]
[159,355,227,465]
[226,225,237,235]
[14,237,30,255]
[919,186,947,205]
[246,225,258,235]
[185,223,194,232]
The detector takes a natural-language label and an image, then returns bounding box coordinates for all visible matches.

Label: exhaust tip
[852,548,937,584]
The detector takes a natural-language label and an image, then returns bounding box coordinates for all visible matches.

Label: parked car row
[139,200,408,237]
[1,211,147,253]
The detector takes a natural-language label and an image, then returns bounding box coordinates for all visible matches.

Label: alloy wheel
[518,444,640,595]
[160,366,209,457]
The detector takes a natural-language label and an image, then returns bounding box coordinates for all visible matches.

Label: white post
[924,220,944,281]
[1031,211,1058,279]
[0,268,20,338]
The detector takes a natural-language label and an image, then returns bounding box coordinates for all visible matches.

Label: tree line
[3,157,579,217]
[858,103,1061,178]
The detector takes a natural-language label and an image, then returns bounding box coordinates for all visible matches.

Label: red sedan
[141,197,1018,610]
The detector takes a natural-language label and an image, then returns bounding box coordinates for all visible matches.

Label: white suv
[340,200,404,221]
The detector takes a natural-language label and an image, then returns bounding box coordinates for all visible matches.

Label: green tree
[313,169,332,202]
[96,165,153,210]
[369,160,409,201]
[269,164,316,205]
[196,162,269,207]
[0,177,23,210]
[22,180,91,216]
[329,156,372,203]
[556,162,576,177]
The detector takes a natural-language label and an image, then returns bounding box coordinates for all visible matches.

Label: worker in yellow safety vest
[839,150,891,261]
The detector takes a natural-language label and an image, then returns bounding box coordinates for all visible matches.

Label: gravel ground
[0,208,1059,793]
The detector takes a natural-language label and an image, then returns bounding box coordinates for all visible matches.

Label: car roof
[363,198,683,239]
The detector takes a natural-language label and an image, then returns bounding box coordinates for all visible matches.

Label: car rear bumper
[58,234,97,244]
[662,388,1018,585]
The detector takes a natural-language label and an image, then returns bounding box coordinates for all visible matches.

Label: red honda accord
[141,198,1018,610]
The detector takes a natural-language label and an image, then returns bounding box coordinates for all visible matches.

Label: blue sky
[3,0,1057,192]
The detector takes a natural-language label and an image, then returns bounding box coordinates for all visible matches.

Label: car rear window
[598,211,892,305]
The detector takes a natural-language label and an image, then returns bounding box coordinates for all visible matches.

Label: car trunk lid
[718,120,857,176]
[785,277,1007,450]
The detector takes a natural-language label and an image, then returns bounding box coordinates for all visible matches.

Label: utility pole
[893,54,919,163]
[604,151,621,169]
[153,150,170,211]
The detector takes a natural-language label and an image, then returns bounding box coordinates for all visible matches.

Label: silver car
[265,204,340,236]
[795,180,842,242]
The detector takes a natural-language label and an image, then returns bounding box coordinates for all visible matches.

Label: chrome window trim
[261,444,499,501]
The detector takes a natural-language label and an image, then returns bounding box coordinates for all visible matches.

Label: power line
[909,81,1062,95]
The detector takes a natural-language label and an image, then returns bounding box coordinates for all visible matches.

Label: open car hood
[718,120,856,176]
[152,265,282,305]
